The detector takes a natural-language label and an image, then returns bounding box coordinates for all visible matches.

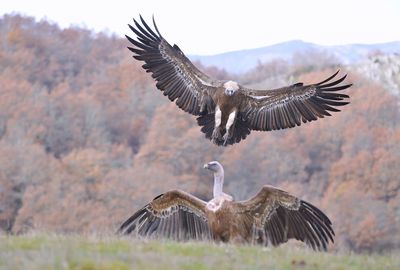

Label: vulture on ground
[118,161,334,251]
[126,15,352,146]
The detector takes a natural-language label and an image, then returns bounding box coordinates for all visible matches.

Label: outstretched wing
[126,15,218,115]
[238,185,334,251]
[118,190,213,241]
[240,70,351,131]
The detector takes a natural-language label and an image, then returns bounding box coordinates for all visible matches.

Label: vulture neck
[213,168,224,198]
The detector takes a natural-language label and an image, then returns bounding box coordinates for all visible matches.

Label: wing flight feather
[238,186,334,250]
[126,15,218,115]
[241,71,351,131]
[118,190,213,241]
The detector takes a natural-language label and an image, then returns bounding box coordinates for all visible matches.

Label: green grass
[0,234,398,270]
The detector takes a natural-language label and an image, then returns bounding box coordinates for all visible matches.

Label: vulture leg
[222,128,234,146]
[223,111,237,146]
[212,106,223,143]
[212,126,223,143]
[222,133,229,146]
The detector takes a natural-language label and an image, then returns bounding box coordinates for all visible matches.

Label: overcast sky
[2,0,400,55]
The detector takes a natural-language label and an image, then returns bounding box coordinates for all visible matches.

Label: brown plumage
[118,161,334,250]
[126,15,352,146]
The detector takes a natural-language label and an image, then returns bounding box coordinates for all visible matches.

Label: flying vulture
[126,16,352,146]
[118,161,334,250]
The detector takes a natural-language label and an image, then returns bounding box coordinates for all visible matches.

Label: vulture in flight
[118,161,335,250]
[126,16,352,146]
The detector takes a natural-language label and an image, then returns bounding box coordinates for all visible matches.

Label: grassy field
[0,234,398,270]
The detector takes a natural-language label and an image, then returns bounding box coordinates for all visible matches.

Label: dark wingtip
[136,14,160,40]
[125,34,132,41]
[334,69,340,77]
[138,13,144,24]
[128,23,137,34]
[140,13,145,22]
[316,69,340,86]
[125,34,135,45]
[132,18,139,27]
[152,14,162,37]
[318,74,349,89]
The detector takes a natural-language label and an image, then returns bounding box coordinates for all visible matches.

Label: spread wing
[240,70,351,131]
[238,185,334,251]
[118,190,213,241]
[126,15,218,115]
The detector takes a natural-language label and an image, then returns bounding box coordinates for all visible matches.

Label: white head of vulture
[126,15,352,146]
[118,161,334,250]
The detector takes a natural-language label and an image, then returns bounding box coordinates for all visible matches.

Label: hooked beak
[203,163,209,169]
[225,89,234,96]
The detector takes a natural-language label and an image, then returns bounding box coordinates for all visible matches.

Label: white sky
[2,0,400,55]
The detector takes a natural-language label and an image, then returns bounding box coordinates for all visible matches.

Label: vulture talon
[222,132,230,146]
[212,127,222,142]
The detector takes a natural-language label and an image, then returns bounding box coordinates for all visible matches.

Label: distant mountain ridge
[189,40,400,74]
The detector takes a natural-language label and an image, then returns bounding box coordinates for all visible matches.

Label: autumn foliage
[0,14,399,252]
